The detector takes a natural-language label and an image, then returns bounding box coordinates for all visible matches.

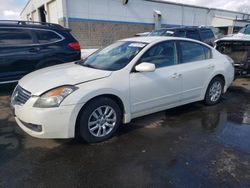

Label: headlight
[33,85,78,108]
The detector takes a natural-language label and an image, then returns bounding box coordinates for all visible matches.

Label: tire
[77,97,122,143]
[204,77,224,106]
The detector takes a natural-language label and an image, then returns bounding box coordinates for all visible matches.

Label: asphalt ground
[0,79,250,188]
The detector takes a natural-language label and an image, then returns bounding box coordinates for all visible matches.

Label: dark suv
[149,26,216,46]
[0,20,81,84]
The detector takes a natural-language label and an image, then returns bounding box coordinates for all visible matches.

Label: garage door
[31,10,39,22]
[48,0,58,24]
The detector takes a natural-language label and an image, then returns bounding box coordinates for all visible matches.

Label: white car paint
[11,37,234,139]
[215,33,250,43]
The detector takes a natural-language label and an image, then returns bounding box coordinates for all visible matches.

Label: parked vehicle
[0,20,81,84]
[135,32,150,37]
[11,36,234,143]
[149,26,216,46]
[215,24,250,76]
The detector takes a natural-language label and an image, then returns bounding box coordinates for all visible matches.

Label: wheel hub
[88,106,117,137]
[209,81,222,102]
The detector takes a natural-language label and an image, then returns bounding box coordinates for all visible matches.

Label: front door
[129,41,182,115]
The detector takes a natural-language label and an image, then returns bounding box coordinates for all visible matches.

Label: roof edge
[20,0,32,16]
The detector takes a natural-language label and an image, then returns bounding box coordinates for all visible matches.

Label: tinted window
[204,46,212,59]
[139,41,177,68]
[0,28,33,46]
[35,30,62,43]
[239,26,250,35]
[180,41,211,63]
[175,30,186,37]
[186,30,200,41]
[200,29,214,40]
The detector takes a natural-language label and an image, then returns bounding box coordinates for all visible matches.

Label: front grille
[12,85,31,105]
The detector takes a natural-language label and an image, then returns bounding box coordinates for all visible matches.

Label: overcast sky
[0,0,250,20]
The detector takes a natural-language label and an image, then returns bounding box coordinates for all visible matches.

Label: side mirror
[135,62,156,72]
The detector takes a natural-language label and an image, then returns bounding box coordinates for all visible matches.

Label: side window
[186,30,201,41]
[35,30,62,44]
[0,28,33,46]
[139,41,177,68]
[203,46,212,59]
[200,29,215,40]
[175,30,186,37]
[180,41,211,63]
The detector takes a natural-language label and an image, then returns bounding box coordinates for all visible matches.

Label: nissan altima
[11,37,234,143]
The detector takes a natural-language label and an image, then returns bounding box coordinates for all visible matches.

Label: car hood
[19,62,112,95]
[215,33,250,43]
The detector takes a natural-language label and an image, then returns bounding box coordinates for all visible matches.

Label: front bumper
[12,98,84,139]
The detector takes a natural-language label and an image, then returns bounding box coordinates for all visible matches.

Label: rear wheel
[78,97,122,143]
[204,77,224,105]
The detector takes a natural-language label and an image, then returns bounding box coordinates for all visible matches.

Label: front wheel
[204,77,224,106]
[78,97,122,143]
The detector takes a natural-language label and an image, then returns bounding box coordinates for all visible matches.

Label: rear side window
[35,30,62,44]
[186,30,201,41]
[200,29,214,40]
[0,28,33,46]
[180,41,211,63]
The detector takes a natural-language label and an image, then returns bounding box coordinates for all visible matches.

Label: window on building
[0,28,33,46]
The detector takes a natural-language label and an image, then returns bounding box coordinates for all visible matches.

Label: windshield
[163,30,175,36]
[79,41,147,71]
[149,30,166,36]
[239,26,250,35]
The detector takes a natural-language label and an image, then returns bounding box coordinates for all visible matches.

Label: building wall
[21,0,250,48]
[66,0,210,26]
[20,0,63,23]
[67,20,154,48]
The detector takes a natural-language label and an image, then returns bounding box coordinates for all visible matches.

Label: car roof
[120,36,213,48]
[153,26,212,32]
[0,20,69,31]
[120,36,167,43]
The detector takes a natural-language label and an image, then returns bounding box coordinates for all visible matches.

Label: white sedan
[11,37,234,143]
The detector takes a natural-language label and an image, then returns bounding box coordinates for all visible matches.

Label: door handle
[171,73,182,79]
[29,47,40,53]
[208,64,215,69]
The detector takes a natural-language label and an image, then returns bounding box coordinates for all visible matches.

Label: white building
[20,0,250,48]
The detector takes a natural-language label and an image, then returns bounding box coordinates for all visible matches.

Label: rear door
[177,41,214,101]
[0,28,40,83]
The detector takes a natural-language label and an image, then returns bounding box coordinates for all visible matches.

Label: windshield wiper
[77,62,97,69]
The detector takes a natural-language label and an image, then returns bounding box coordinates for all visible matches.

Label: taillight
[68,42,81,51]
